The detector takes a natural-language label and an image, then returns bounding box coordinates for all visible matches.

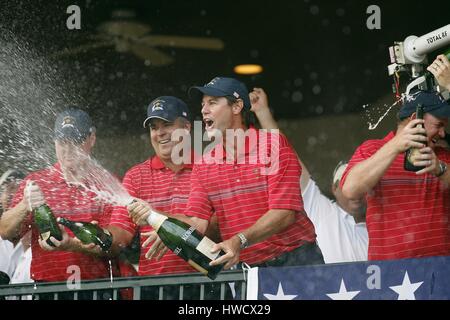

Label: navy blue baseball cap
[398,90,450,120]
[189,77,251,110]
[54,108,94,142]
[143,96,191,128]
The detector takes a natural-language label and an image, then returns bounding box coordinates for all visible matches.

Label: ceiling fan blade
[48,41,114,59]
[97,21,151,38]
[137,35,224,50]
[130,44,174,66]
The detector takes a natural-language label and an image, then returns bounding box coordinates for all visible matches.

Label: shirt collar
[150,155,193,170]
[210,126,259,160]
[48,163,67,184]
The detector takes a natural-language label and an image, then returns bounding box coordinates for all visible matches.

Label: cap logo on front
[152,100,165,112]
[206,77,220,87]
[61,116,75,128]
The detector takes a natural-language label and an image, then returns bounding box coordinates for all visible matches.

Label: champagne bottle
[147,211,225,280]
[33,204,63,247]
[404,104,426,172]
[57,217,113,252]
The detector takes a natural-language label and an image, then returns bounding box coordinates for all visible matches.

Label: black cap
[398,90,450,120]
[189,77,251,110]
[143,96,191,128]
[54,108,94,143]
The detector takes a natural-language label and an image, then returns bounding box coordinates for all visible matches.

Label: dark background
[1,0,449,195]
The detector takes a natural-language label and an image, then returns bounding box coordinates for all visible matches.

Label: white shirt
[0,236,15,279]
[302,179,368,264]
[9,242,32,285]
[5,242,33,300]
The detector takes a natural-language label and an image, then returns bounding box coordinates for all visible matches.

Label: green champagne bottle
[147,211,225,280]
[57,217,113,252]
[404,104,426,172]
[33,204,63,247]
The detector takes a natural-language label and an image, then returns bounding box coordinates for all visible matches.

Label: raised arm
[342,119,427,199]
[427,54,450,91]
[249,88,279,130]
[0,181,44,241]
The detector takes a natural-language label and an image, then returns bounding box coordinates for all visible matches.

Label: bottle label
[196,237,220,261]
[41,231,51,241]
[181,226,196,242]
[148,211,168,231]
[408,148,422,162]
[187,259,208,276]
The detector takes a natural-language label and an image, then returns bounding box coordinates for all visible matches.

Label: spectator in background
[0,108,113,300]
[1,169,26,282]
[341,90,450,260]
[249,88,368,263]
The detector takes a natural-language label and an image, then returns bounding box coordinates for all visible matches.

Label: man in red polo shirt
[341,90,450,260]
[108,96,229,299]
[0,108,112,298]
[129,78,323,270]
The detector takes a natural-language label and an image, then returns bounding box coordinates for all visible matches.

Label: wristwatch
[436,161,448,177]
[237,233,249,249]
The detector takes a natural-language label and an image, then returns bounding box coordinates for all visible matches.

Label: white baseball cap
[332,161,348,186]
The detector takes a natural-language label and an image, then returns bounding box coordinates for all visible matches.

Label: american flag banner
[246,256,450,300]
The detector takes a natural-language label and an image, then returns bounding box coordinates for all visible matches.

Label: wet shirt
[11,163,112,282]
[341,132,450,260]
[185,129,316,266]
[109,157,196,276]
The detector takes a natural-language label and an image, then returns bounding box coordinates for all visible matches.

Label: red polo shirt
[109,156,196,276]
[341,131,450,260]
[185,128,316,266]
[11,163,112,282]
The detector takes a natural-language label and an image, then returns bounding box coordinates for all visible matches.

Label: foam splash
[364,91,421,130]
[59,155,134,207]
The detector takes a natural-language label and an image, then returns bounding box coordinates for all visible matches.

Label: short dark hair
[225,96,255,127]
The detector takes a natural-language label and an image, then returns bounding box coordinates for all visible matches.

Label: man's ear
[409,112,417,121]
[184,121,192,134]
[232,99,244,115]
[331,182,338,196]
[89,132,96,148]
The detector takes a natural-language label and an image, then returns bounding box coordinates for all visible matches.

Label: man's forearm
[254,108,279,130]
[239,209,296,246]
[343,140,399,199]
[0,200,29,240]
[172,213,209,235]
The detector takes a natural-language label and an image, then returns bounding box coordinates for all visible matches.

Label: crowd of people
[0,53,450,300]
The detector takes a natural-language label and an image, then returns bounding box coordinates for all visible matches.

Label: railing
[0,270,246,300]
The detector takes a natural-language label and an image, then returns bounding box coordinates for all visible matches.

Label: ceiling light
[234,64,263,75]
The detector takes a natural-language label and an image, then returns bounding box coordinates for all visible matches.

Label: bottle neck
[57,217,73,228]
[147,210,167,231]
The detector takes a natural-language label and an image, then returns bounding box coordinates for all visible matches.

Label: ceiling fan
[51,9,225,66]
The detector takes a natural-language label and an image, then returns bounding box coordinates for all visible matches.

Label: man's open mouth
[204,118,214,130]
